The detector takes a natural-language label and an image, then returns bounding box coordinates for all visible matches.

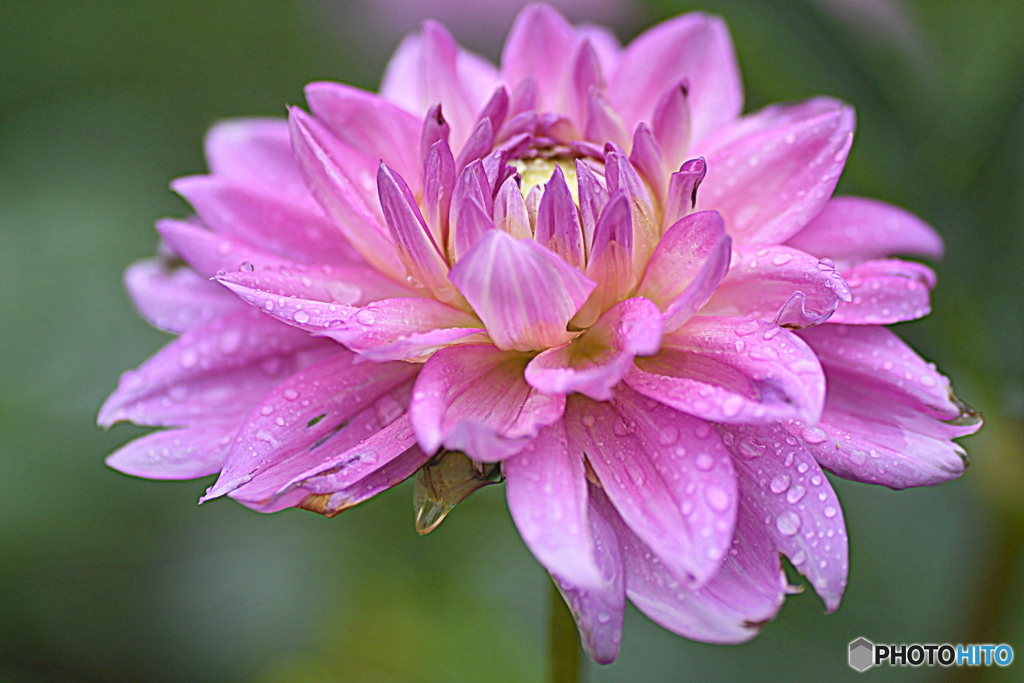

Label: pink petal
[828,259,935,324]
[569,39,605,130]
[576,159,609,253]
[420,104,451,165]
[629,123,667,208]
[304,82,421,186]
[565,388,738,587]
[203,118,312,203]
[703,245,852,328]
[663,157,707,229]
[798,324,964,421]
[214,264,413,332]
[288,109,407,281]
[785,196,944,261]
[604,489,786,644]
[172,175,366,267]
[409,344,566,461]
[527,298,662,401]
[505,421,605,590]
[494,175,533,239]
[720,423,848,611]
[535,165,585,270]
[554,487,626,665]
[377,163,464,307]
[786,379,977,489]
[576,24,621,75]
[449,231,595,352]
[291,445,432,516]
[609,13,742,147]
[231,411,423,512]
[203,351,418,500]
[453,196,498,262]
[638,209,730,331]
[455,117,495,172]
[573,191,635,327]
[449,160,494,260]
[157,219,292,279]
[501,5,577,113]
[652,81,692,173]
[106,424,237,480]
[125,259,243,334]
[320,297,487,362]
[604,150,658,273]
[476,86,510,136]
[98,309,336,428]
[627,317,826,425]
[422,139,457,248]
[696,98,855,244]
[585,93,630,150]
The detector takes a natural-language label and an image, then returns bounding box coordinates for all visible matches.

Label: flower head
[100,4,980,663]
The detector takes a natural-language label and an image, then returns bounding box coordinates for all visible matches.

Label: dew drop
[695,453,714,471]
[823,506,838,518]
[294,310,310,324]
[769,474,791,494]
[776,510,802,536]
[786,485,806,504]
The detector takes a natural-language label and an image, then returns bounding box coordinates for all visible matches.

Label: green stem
[548,579,583,683]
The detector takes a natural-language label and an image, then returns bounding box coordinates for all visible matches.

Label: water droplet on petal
[770,474,791,494]
[776,510,802,536]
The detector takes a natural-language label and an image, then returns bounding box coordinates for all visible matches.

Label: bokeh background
[1,0,1022,681]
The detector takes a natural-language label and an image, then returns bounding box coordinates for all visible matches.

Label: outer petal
[203,351,418,500]
[527,298,662,401]
[828,259,934,325]
[785,196,944,262]
[288,109,407,281]
[565,388,737,587]
[231,412,424,513]
[125,259,243,334]
[554,488,626,665]
[603,490,786,644]
[627,317,825,425]
[98,309,336,428]
[214,264,414,332]
[106,424,236,480]
[505,422,605,590]
[171,175,366,267]
[696,99,855,244]
[637,209,730,331]
[449,231,596,352]
[608,13,742,146]
[702,245,851,328]
[304,82,421,186]
[501,5,577,113]
[320,297,487,362]
[785,381,977,489]
[798,324,964,420]
[204,118,313,203]
[410,344,566,461]
[720,423,849,611]
[157,218,292,279]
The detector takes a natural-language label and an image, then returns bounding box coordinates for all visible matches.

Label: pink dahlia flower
[100,4,980,663]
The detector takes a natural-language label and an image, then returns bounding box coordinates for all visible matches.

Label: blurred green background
[1,1,1021,681]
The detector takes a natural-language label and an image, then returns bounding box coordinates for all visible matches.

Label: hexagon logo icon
[849,637,875,672]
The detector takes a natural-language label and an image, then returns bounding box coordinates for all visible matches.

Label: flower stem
[548,579,582,683]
